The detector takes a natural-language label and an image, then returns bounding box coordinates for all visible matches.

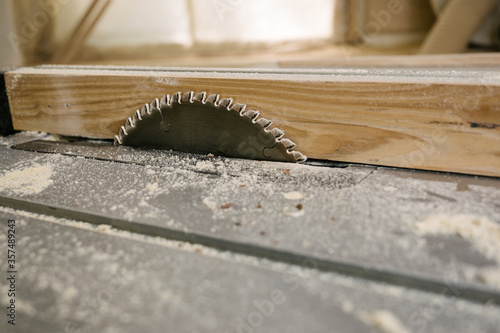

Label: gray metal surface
[1,132,500,332]
[0,210,499,333]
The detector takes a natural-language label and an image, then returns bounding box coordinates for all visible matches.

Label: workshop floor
[0,132,499,333]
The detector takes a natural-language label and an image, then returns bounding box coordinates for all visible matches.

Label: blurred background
[1,0,499,68]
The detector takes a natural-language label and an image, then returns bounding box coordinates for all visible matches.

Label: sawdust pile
[0,163,54,196]
[357,310,411,333]
[414,214,500,263]
[476,267,500,288]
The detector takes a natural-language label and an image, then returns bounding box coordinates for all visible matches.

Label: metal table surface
[0,132,499,333]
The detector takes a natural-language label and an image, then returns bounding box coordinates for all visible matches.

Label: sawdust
[383,186,398,193]
[357,310,411,333]
[476,267,500,288]
[155,77,179,86]
[0,163,54,196]
[145,182,160,195]
[282,191,304,200]
[202,198,217,212]
[341,300,354,313]
[0,131,49,147]
[282,205,305,217]
[195,161,216,172]
[414,214,500,263]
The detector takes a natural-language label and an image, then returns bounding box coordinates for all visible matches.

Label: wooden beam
[279,53,500,68]
[5,66,500,177]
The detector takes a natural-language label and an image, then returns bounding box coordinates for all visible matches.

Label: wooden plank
[5,66,500,177]
[279,52,500,68]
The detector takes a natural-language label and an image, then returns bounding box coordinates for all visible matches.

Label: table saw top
[0,132,499,333]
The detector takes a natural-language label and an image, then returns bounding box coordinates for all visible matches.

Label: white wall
[57,0,334,49]
[191,0,334,44]
[0,1,22,66]
[0,0,336,64]
[53,0,193,48]
[86,0,193,48]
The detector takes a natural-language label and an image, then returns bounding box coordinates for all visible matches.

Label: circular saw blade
[114,91,306,163]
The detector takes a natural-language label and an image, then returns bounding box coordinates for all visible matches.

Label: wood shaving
[282,191,304,200]
[357,310,411,333]
[0,163,53,196]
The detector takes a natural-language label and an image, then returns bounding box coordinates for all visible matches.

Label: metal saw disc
[114,91,306,163]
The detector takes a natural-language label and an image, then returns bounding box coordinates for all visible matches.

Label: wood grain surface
[5,66,500,176]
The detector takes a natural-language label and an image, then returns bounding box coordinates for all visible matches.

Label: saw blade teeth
[292,151,307,162]
[206,94,219,106]
[133,110,142,123]
[172,92,182,104]
[125,117,134,131]
[271,128,285,139]
[141,103,150,116]
[279,138,296,150]
[182,91,194,103]
[231,103,246,114]
[218,98,233,109]
[256,118,272,129]
[193,92,207,103]
[160,94,170,107]
[114,135,122,145]
[119,125,128,138]
[243,110,260,120]
[150,98,160,111]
